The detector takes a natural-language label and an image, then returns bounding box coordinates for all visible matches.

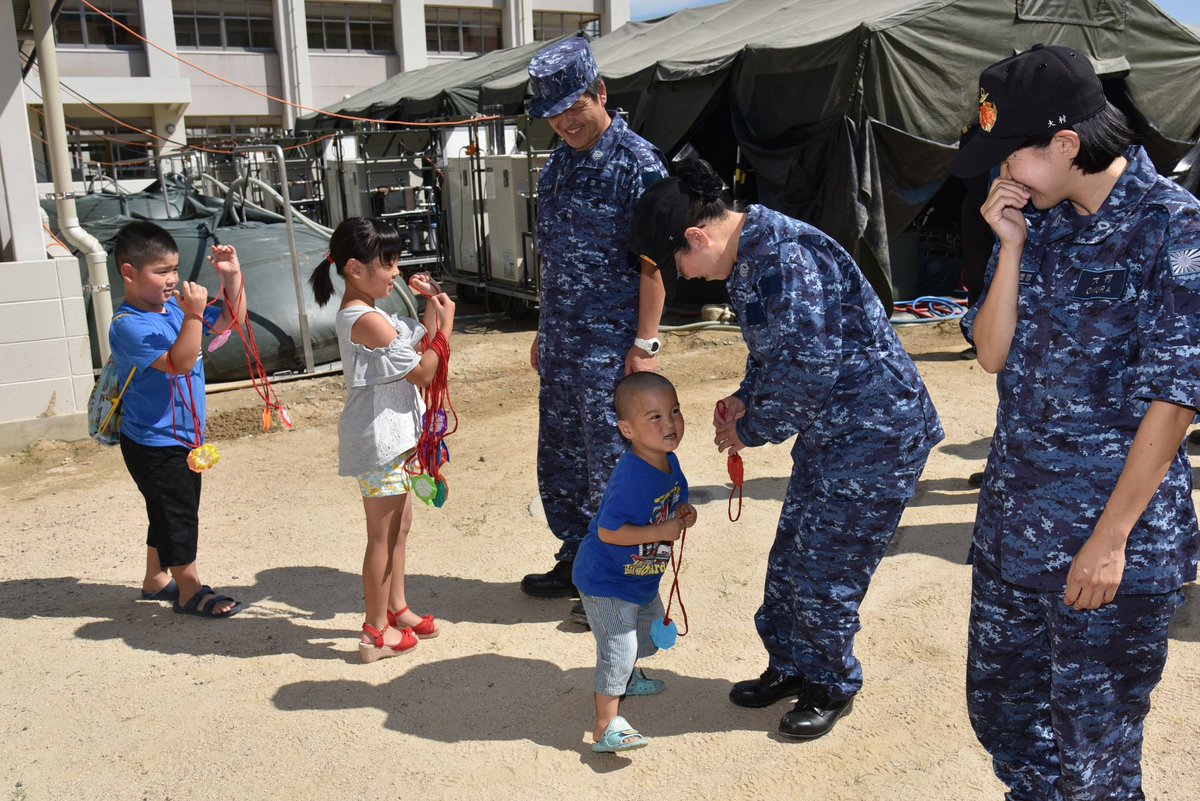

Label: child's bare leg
[361,496,408,647]
[594,693,622,742]
[384,496,425,627]
[143,547,172,593]
[171,562,236,615]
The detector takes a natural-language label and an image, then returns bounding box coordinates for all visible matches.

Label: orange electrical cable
[29,108,154,159]
[26,71,236,154]
[80,0,503,129]
[28,94,337,157]
[42,223,71,252]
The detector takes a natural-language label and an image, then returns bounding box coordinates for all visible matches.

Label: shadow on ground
[690,476,788,505]
[936,437,992,461]
[888,521,973,565]
[1169,582,1200,643]
[273,652,775,764]
[0,569,590,659]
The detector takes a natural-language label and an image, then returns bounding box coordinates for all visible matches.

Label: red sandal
[388,606,439,639]
[358,622,417,663]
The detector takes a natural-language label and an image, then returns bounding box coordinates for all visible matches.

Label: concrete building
[28,0,626,156]
[0,0,628,450]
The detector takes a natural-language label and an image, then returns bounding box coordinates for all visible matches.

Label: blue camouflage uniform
[962,145,1200,801]
[729,204,944,701]
[530,40,667,562]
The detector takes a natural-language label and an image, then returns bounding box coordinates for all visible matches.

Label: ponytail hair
[309,253,336,307]
[673,158,736,247]
[308,217,404,307]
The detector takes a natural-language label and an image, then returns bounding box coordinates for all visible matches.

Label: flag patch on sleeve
[1169,248,1200,277]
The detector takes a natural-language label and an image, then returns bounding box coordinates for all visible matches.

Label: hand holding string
[716,400,746,522]
[652,506,696,650]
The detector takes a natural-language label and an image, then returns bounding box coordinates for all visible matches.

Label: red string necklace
[176,275,294,437]
[403,277,456,507]
[651,519,690,650]
[716,400,745,522]
[165,353,218,471]
[663,524,689,635]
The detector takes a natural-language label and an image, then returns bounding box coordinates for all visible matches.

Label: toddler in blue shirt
[573,372,697,753]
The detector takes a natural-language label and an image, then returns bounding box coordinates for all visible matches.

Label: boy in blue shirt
[111,221,247,618]
[573,372,697,753]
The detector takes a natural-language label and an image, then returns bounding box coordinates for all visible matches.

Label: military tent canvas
[300,0,1200,306]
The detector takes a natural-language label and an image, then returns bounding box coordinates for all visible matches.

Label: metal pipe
[154,150,204,220]
[221,174,248,226]
[233,144,315,374]
[197,171,333,237]
[244,176,333,236]
[31,0,113,362]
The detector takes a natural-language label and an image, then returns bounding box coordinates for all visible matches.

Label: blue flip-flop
[139,579,180,602]
[592,716,649,753]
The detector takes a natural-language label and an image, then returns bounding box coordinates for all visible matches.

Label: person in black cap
[629,158,943,741]
[518,35,669,627]
[950,44,1200,800]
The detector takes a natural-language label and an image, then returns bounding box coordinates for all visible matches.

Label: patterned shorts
[355,449,415,498]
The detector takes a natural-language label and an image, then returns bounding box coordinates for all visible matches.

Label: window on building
[307,3,395,52]
[174,1,276,50]
[533,11,601,41]
[425,6,502,56]
[53,125,156,180]
[185,116,283,140]
[55,1,141,48]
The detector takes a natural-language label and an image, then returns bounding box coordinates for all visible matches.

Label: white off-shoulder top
[335,304,426,477]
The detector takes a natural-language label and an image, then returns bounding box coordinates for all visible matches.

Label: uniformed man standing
[951,44,1200,799]
[519,36,669,618]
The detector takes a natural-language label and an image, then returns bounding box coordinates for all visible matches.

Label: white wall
[0,258,93,450]
[185,51,286,117]
[308,53,402,111]
[54,49,149,78]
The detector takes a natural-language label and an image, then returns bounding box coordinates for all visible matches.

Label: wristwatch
[633,336,662,356]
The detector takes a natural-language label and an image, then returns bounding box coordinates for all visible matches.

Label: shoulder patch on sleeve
[641,169,664,190]
[1169,248,1200,277]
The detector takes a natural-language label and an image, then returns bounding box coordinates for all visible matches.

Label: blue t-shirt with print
[109,298,222,448]
[572,450,688,606]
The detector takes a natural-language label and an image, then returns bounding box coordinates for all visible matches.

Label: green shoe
[625,667,665,696]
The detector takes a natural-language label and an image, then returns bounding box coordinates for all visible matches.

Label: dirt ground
[1,315,1198,801]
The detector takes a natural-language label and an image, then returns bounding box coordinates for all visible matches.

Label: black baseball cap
[949,44,1106,178]
[628,176,692,300]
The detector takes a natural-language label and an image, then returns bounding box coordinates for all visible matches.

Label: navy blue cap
[949,44,1106,178]
[628,176,691,300]
[527,35,600,119]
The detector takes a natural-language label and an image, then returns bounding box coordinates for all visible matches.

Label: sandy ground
[1,315,1198,801]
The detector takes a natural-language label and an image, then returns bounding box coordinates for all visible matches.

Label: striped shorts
[579,591,663,697]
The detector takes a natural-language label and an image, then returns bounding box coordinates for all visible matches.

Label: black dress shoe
[729,669,813,708]
[520,560,576,598]
[778,693,853,740]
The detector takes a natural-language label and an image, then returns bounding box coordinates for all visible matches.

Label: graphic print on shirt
[624,483,681,577]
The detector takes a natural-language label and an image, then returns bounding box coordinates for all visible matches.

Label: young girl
[310,217,455,663]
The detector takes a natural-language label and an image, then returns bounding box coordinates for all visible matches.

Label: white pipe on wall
[31,0,114,363]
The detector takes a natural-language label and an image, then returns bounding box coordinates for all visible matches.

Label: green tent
[300,0,1200,306]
